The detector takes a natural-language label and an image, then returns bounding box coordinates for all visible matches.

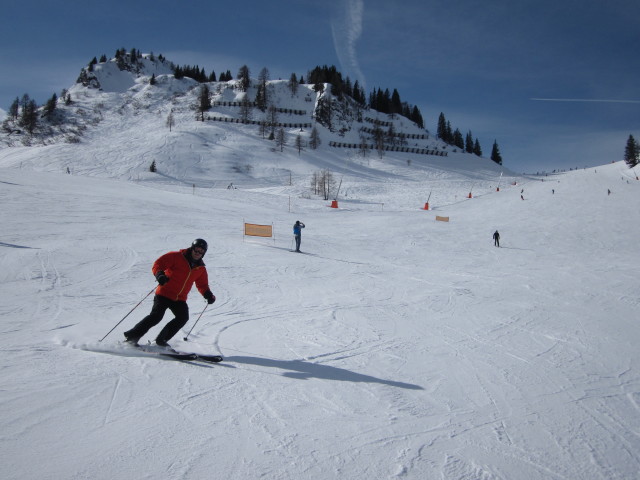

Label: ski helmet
[191,238,208,254]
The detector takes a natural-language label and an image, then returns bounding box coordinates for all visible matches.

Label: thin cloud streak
[331,0,366,90]
[531,98,640,104]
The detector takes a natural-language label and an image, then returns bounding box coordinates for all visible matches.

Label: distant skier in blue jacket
[293,220,305,252]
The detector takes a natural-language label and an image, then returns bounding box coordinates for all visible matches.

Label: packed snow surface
[1,74,639,478]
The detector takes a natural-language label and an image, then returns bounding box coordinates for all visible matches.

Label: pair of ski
[131,343,223,363]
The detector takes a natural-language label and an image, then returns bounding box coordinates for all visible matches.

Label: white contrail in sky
[531,98,640,104]
[331,0,366,90]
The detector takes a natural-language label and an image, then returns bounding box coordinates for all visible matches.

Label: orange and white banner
[244,223,273,237]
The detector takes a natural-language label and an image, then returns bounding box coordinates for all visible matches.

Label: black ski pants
[125,294,189,343]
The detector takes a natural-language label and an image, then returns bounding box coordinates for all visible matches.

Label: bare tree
[258,119,269,139]
[310,170,336,200]
[275,128,286,152]
[267,105,278,136]
[239,96,252,123]
[295,134,305,155]
[373,125,385,158]
[320,170,335,200]
[197,85,211,121]
[310,171,320,195]
[359,135,370,158]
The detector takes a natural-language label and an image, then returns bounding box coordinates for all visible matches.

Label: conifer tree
[256,68,269,111]
[255,86,266,112]
[410,105,424,129]
[390,89,402,116]
[343,77,353,98]
[445,121,453,145]
[380,88,391,113]
[43,93,57,118]
[352,80,361,104]
[309,126,321,150]
[490,140,502,165]
[198,84,211,121]
[258,67,269,85]
[465,131,474,153]
[315,96,332,130]
[453,129,464,149]
[237,65,250,92]
[437,113,447,141]
[288,72,299,96]
[624,134,639,167]
[8,97,19,120]
[473,139,483,157]
[19,99,38,133]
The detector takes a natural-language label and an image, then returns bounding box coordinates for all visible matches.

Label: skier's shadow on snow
[0,241,37,249]
[264,244,366,264]
[498,246,534,252]
[226,355,423,390]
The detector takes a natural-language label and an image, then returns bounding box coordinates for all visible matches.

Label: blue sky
[2,0,638,173]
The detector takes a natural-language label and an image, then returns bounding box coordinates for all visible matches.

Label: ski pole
[183,303,209,341]
[99,286,156,342]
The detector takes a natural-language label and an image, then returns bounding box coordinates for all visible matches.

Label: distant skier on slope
[124,239,216,348]
[293,220,305,252]
[493,230,500,247]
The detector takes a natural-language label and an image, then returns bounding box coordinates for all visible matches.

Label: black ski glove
[204,290,216,304]
[155,271,169,285]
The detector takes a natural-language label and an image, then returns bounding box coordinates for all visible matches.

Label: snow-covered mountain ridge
[0,52,518,211]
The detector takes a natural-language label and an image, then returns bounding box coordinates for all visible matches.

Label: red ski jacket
[152,249,210,302]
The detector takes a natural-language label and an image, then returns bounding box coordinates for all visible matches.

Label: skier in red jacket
[124,239,216,347]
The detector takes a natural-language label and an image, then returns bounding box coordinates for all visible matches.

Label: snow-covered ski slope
[1,62,639,478]
[1,158,639,479]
